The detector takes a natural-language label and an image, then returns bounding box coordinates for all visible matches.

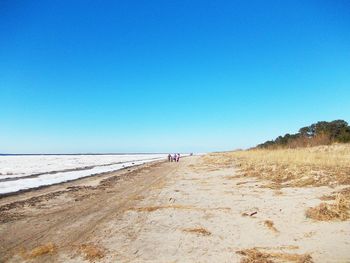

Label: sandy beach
[0,155,349,262]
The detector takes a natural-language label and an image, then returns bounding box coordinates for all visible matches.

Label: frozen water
[0,154,171,195]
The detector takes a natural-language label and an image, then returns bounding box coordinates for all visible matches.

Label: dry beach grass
[306,192,350,221]
[204,144,350,187]
[19,242,57,260]
[79,244,105,261]
[236,248,313,263]
[203,144,350,222]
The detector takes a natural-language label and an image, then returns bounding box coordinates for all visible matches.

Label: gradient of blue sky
[1,0,350,153]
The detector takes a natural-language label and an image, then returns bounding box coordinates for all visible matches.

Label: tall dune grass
[232,144,350,168]
[203,144,350,187]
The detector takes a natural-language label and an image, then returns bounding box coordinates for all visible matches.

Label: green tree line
[257,120,350,149]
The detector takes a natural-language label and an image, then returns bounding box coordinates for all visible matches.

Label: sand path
[0,156,349,262]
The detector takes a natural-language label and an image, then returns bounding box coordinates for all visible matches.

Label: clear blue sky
[1,1,350,153]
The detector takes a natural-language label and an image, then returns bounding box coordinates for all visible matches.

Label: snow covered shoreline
[0,154,173,195]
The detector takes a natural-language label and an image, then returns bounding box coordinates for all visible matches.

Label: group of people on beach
[168,153,180,162]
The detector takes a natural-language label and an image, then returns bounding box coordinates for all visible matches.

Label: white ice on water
[0,154,168,179]
[0,154,173,195]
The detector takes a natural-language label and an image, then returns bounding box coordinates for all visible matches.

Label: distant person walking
[168,154,171,162]
[176,153,180,162]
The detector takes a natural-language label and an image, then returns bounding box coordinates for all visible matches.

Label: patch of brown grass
[320,187,350,201]
[306,193,349,221]
[237,248,313,263]
[23,243,56,259]
[340,187,350,196]
[182,227,211,236]
[79,244,105,261]
[237,248,273,263]
[264,220,279,233]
